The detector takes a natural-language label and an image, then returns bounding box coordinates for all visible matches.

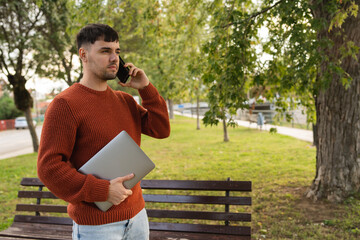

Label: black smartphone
[116,56,130,83]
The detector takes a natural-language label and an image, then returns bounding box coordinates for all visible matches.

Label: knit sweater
[37,82,170,225]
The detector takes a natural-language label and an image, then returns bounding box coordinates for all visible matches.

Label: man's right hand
[107,174,134,205]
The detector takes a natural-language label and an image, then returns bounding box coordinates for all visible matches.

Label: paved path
[235,120,313,143]
[178,112,313,143]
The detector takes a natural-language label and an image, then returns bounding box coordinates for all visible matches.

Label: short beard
[97,70,117,81]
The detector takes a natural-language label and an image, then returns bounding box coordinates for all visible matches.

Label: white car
[14,117,36,129]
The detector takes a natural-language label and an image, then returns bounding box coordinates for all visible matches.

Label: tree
[254,0,360,202]
[35,0,114,87]
[136,0,208,119]
[202,0,258,142]
[0,0,43,152]
[202,0,359,201]
[34,0,80,87]
[185,1,209,130]
[306,0,360,202]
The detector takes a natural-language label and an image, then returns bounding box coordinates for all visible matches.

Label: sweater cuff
[85,175,110,202]
[138,82,158,100]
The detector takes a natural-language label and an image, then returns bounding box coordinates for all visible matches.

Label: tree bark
[222,114,229,142]
[24,107,39,152]
[306,2,360,202]
[196,96,200,130]
[168,99,174,119]
[8,74,39,152]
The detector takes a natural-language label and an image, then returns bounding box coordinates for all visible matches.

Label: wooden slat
[18,191,57,199]
[147,209,251,222]
[21,178,252,191]
[149,222,251,236]
[18,192,252,205]
[150,230,251,240]
[143,194,251,205]
[0,222,72,239]
[21,178,44,187]
[14,215,72,225]
[16,204,67,213]
[141,180,252,191]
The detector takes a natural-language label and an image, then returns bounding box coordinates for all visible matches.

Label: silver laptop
[78,130,155,212]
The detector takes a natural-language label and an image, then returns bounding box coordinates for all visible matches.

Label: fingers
[108,174,134,205]
[116,173,135,182]
[111,173,134,182]
[124,63,142,77]
[120,63,149,89]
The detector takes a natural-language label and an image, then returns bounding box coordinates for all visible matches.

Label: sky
[25,78,69,99]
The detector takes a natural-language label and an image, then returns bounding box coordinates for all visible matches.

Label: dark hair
[76,24,119,50]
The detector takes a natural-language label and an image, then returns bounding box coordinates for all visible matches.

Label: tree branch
[248,0,284,22]
[0,25,16,70]
[0,49,11,75]
[222,0,285,28]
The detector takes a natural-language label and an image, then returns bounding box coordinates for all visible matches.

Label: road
[0,126,42,160]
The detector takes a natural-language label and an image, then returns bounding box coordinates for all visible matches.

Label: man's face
[82,39,120,81]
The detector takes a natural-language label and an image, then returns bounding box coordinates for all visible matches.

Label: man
[37,24,170,240]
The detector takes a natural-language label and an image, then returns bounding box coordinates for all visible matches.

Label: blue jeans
[72,208,149,240]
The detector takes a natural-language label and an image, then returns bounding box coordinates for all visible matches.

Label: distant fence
[0,119,15,131]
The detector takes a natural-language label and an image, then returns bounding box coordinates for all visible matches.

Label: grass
[1,116,359,239]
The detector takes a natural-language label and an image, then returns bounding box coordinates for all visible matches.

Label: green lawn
[0,116,359,239]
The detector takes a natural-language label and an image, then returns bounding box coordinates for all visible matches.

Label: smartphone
[116,56,130,83]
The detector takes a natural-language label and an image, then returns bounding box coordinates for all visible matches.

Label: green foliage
[269,127,277,134]
[0,0,41,111]
[0,0,44,77]
[202,0,258,132]
[0,93,22,120]
[34,0,116,86]
[136,0,209,102]
[329,0,359,31]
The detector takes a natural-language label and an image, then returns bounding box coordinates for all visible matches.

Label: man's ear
[79,48,88,62]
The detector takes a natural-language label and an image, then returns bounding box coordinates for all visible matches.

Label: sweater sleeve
[138,83,170,138]
[37,97,109,204]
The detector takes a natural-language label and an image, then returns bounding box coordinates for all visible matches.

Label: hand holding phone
[117,59,150,90]
[116,56,130,83]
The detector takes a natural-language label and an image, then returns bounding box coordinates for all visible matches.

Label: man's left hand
[118,63,150,90]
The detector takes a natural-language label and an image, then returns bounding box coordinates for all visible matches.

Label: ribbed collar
[74,83,112,96]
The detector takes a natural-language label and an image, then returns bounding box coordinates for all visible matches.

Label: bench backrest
[16,177,252,237]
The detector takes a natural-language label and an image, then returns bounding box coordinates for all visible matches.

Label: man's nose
[110,53,118,62]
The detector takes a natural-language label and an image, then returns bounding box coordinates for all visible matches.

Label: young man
[37,24,170,240]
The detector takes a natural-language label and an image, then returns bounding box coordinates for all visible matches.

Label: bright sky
[25,78,69,99]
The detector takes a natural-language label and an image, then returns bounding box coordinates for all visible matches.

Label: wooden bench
[0,177,252,240]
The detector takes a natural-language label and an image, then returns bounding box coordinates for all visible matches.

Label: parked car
[14,117,36,130]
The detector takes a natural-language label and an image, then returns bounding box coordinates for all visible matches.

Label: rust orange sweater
[37,83,170,225]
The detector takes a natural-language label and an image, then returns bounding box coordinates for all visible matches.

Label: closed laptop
[79,130,155,212]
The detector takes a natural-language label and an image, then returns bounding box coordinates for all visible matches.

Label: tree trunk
[8,74,39,152]
[312,122,318,147]
[168,99,174,119]
[222,116,229,142]
[196,96,200,130]
[24,107,39,152]
[306,2,360,202]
